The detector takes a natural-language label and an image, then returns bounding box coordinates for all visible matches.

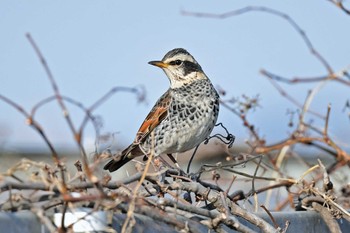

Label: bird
[104,48,219,172]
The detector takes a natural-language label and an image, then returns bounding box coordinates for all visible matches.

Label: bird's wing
[134,89,171,144]
[104,90,172,172]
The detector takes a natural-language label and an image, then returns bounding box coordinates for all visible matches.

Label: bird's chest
[160,89,218,152]
[169,94,215,125]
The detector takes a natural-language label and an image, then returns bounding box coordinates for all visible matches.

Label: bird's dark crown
[162,48,191,61]
[162,48,202,75]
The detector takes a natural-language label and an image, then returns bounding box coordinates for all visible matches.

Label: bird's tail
[103,155,132,172]
[103,144,143,172]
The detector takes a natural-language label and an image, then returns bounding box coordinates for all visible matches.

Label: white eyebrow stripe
[164,53,195,63]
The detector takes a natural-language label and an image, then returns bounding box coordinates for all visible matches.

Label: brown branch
[261,69,350,87]
[0,94,62,174]
[167,179,277,232]
[117,202,203,233]
[26,33,95,188]
[260,205,279,229]
[312,202,342,233]
[324,104,331,139]
[157,197,255,233]
[245,181,294,198]
[229,202,277,233]
[261,70,327,119]
[255,136,318,154]
[78,86,145,144]
[0,170,157,193]
[33,207,57,233]
[182,6,333,73]
[30,95,100,144]
[329,0,350,15]
[122,137,155,232]
[318,159,333,192]
[220,99,263,144]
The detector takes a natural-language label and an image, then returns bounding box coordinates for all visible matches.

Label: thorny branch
[183,5,350,164]
[328,0,350,15]
[180,4,350,231]
[182,6,333,73]
[27,33,97,185]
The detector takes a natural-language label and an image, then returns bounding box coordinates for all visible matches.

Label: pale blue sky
[1,1,349,153]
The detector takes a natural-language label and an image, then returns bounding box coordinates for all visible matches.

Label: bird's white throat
[165,70,207,89]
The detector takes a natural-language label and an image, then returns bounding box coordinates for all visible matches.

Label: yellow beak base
[148,60,169,68]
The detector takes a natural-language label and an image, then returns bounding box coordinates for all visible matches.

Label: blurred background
[1,1,349,175]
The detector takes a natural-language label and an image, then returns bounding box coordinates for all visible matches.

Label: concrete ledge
[0,210,349,232]
[242,211,350,232]
[0,211,44,233]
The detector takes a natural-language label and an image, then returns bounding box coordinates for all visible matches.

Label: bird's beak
[148,60,169,68]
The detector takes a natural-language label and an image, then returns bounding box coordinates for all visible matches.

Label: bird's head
[149,48,206,88]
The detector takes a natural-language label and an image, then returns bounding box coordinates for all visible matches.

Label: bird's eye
[175,60,182,65]
[170,60,182,66]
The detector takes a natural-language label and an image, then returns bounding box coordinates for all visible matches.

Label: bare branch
[182,6,333,73]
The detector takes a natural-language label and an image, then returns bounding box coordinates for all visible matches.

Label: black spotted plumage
[104,48,220,172]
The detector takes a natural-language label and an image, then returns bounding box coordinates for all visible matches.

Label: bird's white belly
[161,111,215,154]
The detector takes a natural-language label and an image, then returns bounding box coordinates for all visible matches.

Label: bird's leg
[143,154,176,170]
[166,153,186,175]
[158,156,175,169]
[166,153,179,168]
